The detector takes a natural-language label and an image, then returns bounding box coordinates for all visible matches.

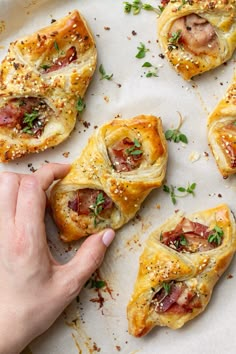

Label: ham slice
[68,188,113,216]
[0,97,46,129]
[169,14,219,55]
[44,46,77,73]
[161,217,218,253]
[152,282,201,314]
[108,137,143,172]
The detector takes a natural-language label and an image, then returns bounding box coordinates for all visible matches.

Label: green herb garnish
[180,234,188,246]
[90,192,105,226]
[208,226,224,245]
[22,111,39,134]
[163,282,171,295]
[178,0,193,10]
[76,97,86,113]
[126,138,143,155]
[41,64,51,71]
[85,278,106,289]
[136,42,149,59]
[163,182,197,205]
[123,1,162,15]
[99,64,113,80]
[142,62,158,77]
[54,41,59,52]
[168,30,182,51]
[165,112,188,144]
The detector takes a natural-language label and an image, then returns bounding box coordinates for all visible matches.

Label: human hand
[0,163,115,354]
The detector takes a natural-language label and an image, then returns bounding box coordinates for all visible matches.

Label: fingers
[34,163,70,191]
[0,172,20,221]
[60,229,116,298]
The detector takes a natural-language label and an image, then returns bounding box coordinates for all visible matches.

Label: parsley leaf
[99,64,113,80]
[136,42,149,59]
[54,41,59,52]
[168,30,182,51]
[41,64,51,71]
[180,235,188,246]
[142,62,158,77]
[165,112,188,144]
[162,282,171,295]
[163,182,197,205]
[76,97,86,113]
[123,1,162,15]
[90,192,105,226]
[208,226,224,245]
[126,138,143,156]
[85,278,106,289]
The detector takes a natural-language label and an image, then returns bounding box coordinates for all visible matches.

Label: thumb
[62,229,115,290]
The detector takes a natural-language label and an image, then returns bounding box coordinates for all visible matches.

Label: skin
[0,163,115,354]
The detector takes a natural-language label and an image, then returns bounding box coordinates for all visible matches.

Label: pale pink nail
[102,229,115,247]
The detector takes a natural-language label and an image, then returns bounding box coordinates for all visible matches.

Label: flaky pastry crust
[0,10,97,161]
[50,115,168,242]
[127,204,236,336]
[157,0,236,80]
[208,70,236,177]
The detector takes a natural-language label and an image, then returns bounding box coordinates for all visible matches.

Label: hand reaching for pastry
[0,163,115,354]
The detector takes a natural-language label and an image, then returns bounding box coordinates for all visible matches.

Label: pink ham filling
[169,14,219,55]
[152,282,201,314]
[68,188,113,216]
[43,46,77,73]
[161,217,221,252]
[0,97,50,137]
[108,137,143,172]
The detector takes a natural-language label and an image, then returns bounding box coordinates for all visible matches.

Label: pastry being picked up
[157,0,236,80]
[208,70,236,178]
[0,10,97,161]
[127,204,236,337]
[50,115,168,242]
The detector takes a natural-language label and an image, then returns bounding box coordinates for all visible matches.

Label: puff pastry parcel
[157,0,236,80]
[50,115,168,242]
[208,70,236,177]
[0,10,97,161]
[127,204,236,337]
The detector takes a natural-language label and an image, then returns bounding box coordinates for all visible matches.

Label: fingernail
[102,229,115,247]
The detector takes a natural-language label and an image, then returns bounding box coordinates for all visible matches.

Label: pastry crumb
[189,151,201,162]
[62,152,70,158]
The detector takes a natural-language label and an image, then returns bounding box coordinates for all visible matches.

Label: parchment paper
[0,1,236,353]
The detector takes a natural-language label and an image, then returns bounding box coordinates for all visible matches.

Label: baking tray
[0,1,236,353]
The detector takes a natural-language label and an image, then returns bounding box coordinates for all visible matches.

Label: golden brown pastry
[50,115,168,242]
[127,204,236,337]
[208,70,236,177]
[0,10,97,161]
[157,0,236,80]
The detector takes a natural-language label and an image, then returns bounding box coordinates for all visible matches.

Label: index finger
[34,163,70,191]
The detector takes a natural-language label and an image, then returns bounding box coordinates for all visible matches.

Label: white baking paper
[0,1,236,353]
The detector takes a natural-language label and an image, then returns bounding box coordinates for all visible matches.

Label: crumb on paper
[227,274,233,279]
[156,204,161,209]
[62,151,70,158]
[104,96,109,103]
[116,346,121,351]
[104,26,110,30]
[189,151,201,163]
[203,151,209,160]
[114,113,122,119]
